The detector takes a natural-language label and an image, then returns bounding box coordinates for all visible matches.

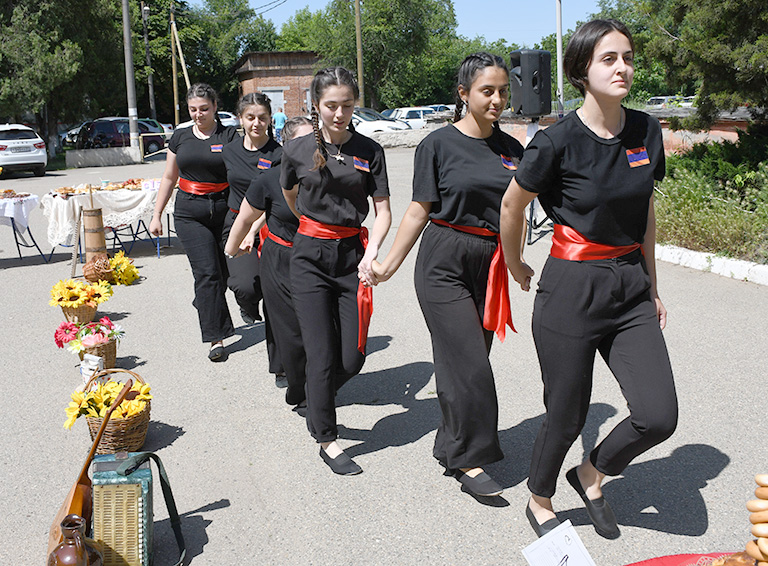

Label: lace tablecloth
[39,189,176,246]
[0,194,39,232]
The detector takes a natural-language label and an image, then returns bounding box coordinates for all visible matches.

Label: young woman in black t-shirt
[501,20,677,539]
[150,83,239,361]
[224,117,313,406]
[372,53,524,497]
[221,93,282,329]
[281,67,391,476]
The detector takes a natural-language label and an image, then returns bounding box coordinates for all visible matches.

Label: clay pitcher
[48,514,103,566]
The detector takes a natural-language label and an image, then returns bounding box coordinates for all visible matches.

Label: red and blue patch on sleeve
[626,147,650,168]
[257,158,272,169]
[353,156,370,172]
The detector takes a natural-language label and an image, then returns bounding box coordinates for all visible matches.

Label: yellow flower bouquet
[64,380,152,430]
[109,251,140,285]
[50,279,113,322]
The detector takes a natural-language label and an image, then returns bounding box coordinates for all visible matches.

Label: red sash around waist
[298,215,372,354]
[229,208,239,214]
[551,224,641,261]
[431,219,516,342]
[257,224,293,259]
[178,178,228,195]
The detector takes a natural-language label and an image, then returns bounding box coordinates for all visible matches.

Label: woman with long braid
[372,53,524,496]
[281,67,391,475]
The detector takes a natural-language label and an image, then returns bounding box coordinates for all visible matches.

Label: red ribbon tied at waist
[550,224,641,261]
[431,219,516,342]
[297,215,372,353]
[178,178,229,195]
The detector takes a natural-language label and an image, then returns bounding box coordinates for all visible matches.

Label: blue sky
[241,0,602,48]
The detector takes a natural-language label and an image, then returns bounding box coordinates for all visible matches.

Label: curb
[656,244,768,286]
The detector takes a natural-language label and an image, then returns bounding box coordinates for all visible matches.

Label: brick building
[234,51,320,118]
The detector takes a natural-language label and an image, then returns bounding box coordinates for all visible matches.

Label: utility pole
[556,0,564,117]
[121,0,140,152]
[141,2,157,121]
[171,0,179,126]
[354,0,365,108]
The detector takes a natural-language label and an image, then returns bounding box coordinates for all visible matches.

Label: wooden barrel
[82,208,107,263]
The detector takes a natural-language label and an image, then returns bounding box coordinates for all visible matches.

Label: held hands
[370,260,391,284]
[358,244,379,287]
[508,260,535,292]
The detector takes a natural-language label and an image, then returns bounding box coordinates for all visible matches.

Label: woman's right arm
[149,150,179,236]
[371,201,431,282]
[500,178,536,291]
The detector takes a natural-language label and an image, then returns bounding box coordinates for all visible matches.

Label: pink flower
[54,322,79,348]
[98,316,114,330]
[81,332,109,348]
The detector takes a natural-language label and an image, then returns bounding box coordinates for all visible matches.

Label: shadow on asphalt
[142,421,186,452]
[153,498,231,564]
[227,322,266,356]
[336,360,440,459]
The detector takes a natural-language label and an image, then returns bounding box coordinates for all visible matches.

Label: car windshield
[0,129,36,140]
[355,109,392,122]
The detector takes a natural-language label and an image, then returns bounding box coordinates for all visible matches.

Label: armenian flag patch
[501,155,517,170]
[210,144,223,153]
[626,147,650,168]
[353,156,370,172]
[257,158,272,169]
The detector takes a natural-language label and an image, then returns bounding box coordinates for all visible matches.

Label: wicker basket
[84,369,150,455]
[83,253,115,284]
[61,303,97,323]
[78,337,117,369]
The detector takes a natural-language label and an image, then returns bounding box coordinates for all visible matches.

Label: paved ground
[1,149,767,565]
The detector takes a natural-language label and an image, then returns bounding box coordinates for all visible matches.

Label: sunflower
[87,280,113,304]
[50,279,87,307]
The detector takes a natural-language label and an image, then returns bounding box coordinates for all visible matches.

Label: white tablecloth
[39,189,176,246]
[0,194,39,232]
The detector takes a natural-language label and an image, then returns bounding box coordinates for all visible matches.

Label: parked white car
[0,124,47,177]
[176,111,240,129]
[386,106,436,129]
[352,108,410,136]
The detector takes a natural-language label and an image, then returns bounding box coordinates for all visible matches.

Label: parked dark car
[76,118,165,154]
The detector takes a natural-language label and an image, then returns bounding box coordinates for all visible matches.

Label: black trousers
[290,233,366,442]
[261,237,307,404]
[414,222,504,470]
[527,251,678,498]
[173,190,235,343]
[221,209,263,321]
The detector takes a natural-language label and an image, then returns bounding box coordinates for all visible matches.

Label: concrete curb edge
[656,244,768,286]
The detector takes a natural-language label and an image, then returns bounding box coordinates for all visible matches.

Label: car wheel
[145,141,161,154]
[33,165,46,177]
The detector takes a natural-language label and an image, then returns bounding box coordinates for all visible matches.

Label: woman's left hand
[240,232,255,255]
[655,297,667,330]
[358,245,379,287]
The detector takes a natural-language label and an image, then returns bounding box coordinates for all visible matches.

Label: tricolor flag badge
[210,144,223,153]
[353,156,370,172]
[626,147,650,168]
[501,155,517,170]
[257,158,272,169]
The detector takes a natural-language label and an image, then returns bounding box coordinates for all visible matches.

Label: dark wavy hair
[186,83,221,126]
[564,19,635,96]
[236,92,274,139]
[309,67,359,170]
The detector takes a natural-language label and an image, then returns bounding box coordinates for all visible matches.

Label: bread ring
[756,474,768,487]
[757,487,768,500]
[753,524,768,538]
[749,500,768,512]
[758,538,768,557]
[751,511,768,524]
[747,539,768,561]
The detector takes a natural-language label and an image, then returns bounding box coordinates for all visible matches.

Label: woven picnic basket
[61,303,97,323]
[78,337,117,369]
[84,368,150,454]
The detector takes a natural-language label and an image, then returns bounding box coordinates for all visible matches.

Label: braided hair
[453,52,514,158]
[309,67,360,171]
[236,92,274,140]
[187,83,221,126]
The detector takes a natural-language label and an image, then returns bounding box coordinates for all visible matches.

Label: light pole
[121,0,140,152]
[556,0,564,116]
[354,0,364,108]
[141,2,157,121]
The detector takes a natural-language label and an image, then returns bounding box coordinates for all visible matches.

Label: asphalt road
[1,149,767,565]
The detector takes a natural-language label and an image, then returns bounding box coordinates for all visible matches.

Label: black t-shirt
[280,131,390,228]
[515,108,665,246]
[168,124,239,183]
[222,137,282,210]
[245,167,299,243]
[412,124,524,232]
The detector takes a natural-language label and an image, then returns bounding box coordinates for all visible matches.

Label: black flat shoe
[319,448,362,476]
[455,470,503,497]
[525,503,561,538]
[566,467,620,539]
[208,344,226,362]
[240,307,261,325]
[274,373,288,388]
